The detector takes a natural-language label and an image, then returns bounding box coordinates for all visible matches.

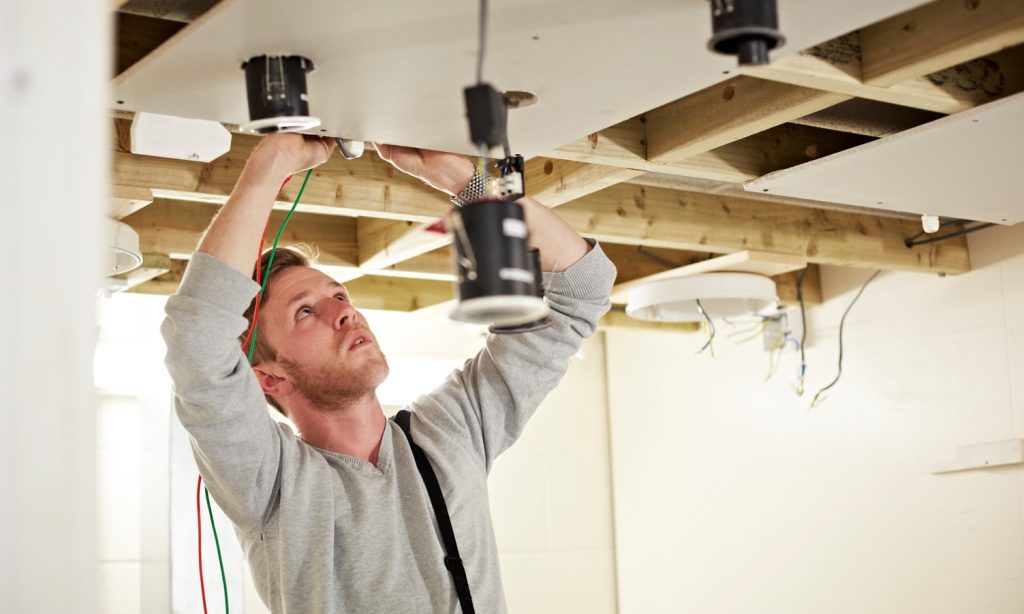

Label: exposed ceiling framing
[110,0,1024,329]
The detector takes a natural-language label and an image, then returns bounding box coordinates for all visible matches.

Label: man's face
[257,266,389,408]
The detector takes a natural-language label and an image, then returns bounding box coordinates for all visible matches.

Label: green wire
[204,486,229,614]
[247,168,314,363]
[201,169,314,613]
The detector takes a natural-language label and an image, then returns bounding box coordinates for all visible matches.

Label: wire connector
[464,83,508,150]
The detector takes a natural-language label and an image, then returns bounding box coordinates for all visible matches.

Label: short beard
[281,351,390,409]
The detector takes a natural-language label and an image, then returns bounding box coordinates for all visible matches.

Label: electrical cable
[695,298,715,355]
[476,0,488,84]
[794,266,808,396]
[199,173,306,613]
[241,174,292,353]
[241,221,270,353]
[904,222,995,247]
[247,168,314,362]
[197,476,209,614]
[205,487,230,614]
[809,270,881,408]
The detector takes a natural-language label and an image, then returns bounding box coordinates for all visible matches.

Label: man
[162,133,616,613]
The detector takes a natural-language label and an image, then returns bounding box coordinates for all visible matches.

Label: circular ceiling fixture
[626,272,777,322]
[104,219,143,277]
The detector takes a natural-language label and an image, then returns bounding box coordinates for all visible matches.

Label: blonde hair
[240,244,317,413]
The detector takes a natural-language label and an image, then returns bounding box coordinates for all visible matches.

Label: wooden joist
[526,157,645,207]
[746,32,1024,115]
[112,118,451,222]
[109,184,153,219]
[131,257,455,312]
[549,118,869,181]
[115,11,186,76]
[604,244,822,308]
[123,198,360,267]
[553,184,970,274]
[356,157,642,270]
[860,0,1024,87]
[356,218,449,270]
[645,76,850,163]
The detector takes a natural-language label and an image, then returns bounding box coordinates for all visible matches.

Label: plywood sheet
[610,250,806,304]
[112,0,930,158]
[747,91,1024,224]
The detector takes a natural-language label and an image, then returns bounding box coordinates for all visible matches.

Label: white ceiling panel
[112,0,931,157]
[746,91,1024,225]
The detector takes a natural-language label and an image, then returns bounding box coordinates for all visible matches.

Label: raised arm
[162,135,334,529]
[375,144,616,468]
[198,135,334,274]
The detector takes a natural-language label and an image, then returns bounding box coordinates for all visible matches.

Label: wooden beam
[526,157,645,206]
[600,243,709,282]
[124,198,457,281]
[356,218,450,269]
[549,118,765,182]
[746,33,1024,114]
[123,199,359,267]
[548,117,869,181]
[356,158,641,271]
[114,12,186,76]
[379,248,454,281]
[343,276,454,311]
[603,243,822,308]
[774,265,822,307]
[860,0,1024,87]
[109,184,153,219]
[625,172,917,220]
[130,256,454,312]
[645,76,849,163]
[555,184,970,274]
[112,118,451,222]
[610,250,807,305]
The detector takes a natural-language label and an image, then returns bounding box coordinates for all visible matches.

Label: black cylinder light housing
[707,0,785,66]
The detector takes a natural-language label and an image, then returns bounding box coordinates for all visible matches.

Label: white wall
[0,1,106,612]
[606,223,1024,614]
[96,294,174,614]
[490,333,618,614]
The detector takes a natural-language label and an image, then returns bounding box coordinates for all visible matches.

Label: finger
[320,136,337,160]
[372,142,391,161]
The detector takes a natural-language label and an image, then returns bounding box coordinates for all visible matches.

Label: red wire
[198,175,292,612]
[197,475,209,614]
[242,221,271,352]
[242,175,291,353]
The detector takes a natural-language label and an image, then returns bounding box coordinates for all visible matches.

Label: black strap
[393,410,476,614]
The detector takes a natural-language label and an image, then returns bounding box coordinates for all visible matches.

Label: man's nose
[324,298,351,329]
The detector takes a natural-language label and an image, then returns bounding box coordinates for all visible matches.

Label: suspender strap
[393,410,476,614]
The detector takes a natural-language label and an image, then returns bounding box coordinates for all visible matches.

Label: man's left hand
[373,144,476,196]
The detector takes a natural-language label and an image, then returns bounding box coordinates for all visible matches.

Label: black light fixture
[707,0,785,66]
[239,55,321,134]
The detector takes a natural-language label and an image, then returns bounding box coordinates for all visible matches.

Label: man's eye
[335,293,349,302]
[296,306,313,320]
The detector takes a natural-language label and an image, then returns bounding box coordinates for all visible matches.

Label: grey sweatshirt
[161,242,615,613]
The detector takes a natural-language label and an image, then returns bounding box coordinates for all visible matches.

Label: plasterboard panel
[747,92,1024,224]
[112,0,929,158]
[610,250,805,304]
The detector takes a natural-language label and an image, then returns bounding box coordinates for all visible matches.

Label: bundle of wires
[196,168,312,614]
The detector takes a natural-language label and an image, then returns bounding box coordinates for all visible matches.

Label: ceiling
[109,0,1024,322]
[113,0,930,157]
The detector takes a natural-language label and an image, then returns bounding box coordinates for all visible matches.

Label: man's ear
[252,361,294,397]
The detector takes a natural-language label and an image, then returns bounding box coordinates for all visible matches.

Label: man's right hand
[196,133,334,276]
[253,133,336,178]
